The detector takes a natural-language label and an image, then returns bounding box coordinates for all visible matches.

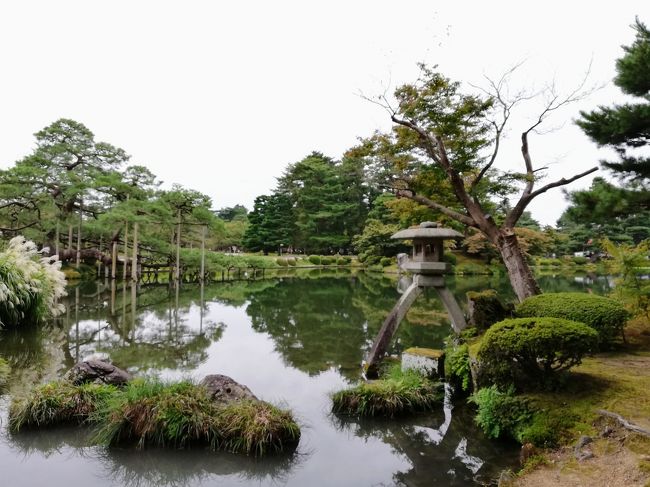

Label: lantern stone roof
[391,221,463,240]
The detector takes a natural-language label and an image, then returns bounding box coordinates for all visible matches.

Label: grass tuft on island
[0,357,11,389]
[92,379,300,455]
[9,381,117,432]
[10,378,300,456]
[332,365,443,417]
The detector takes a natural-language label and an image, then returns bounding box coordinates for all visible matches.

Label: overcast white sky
[0,1,646,226]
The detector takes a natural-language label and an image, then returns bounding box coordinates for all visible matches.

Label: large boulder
[200,374,258,404]
[65,356,131,386]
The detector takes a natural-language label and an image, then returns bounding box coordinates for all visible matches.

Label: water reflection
[0,272,611,487]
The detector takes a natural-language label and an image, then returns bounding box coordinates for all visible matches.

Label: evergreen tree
[578,18,650,183]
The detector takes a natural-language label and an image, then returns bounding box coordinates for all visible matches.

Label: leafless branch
[505,166,598,228]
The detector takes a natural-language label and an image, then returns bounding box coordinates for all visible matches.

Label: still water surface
[0,270,611,486]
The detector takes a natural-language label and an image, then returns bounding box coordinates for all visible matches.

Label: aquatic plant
[331,365,443,417]
[0,236,66,327]
[92,379,300,455]
[9,381,117,431]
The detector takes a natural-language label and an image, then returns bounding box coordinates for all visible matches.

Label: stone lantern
[365,221,467,378]
[392,221,462,276]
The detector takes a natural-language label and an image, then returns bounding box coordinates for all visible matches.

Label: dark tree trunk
[495,230,540,302]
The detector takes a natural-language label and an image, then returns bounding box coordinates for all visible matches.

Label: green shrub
[9,381,117,431]
[478,317,598,385]
[337,257,347,266]
[276,258,288,267]
[470,385,531,440]
[379,257,393,267]
[444,344,471,392]
[572,256,589,265]
[535,257,562,267]
[331,365,443,417]
[443,252,458,266]
[466,289,510,330]
[515,292,630,346]
[321,256,332,266]
[308,255,321,265]
[455,262,490,275]
[470,386,566,447]
[286,258,297,266]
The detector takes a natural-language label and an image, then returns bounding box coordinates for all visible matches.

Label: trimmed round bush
[337,257,347,266]
[321,257,332,266]
[380,257,393,267]
[515,292,629,347]
[276,258,288,267]
[478,317,598,385]
[287,258,297,266]
[308,255,321,265]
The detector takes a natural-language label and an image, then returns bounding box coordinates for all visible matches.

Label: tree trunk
[495,230,540,302]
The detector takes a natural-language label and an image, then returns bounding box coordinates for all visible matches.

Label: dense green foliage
[602,239,650,317]
[515,292,630,346]
[331,365,443,417]
[470,386,561,447]
[244,152,370,254]
[478,317,598,385]
[0,119,227,274]
[0,236,66,327]
[578,18,650,182]
[444,343,471,392]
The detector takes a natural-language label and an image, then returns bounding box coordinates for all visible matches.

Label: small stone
[601,426,614,438]
[575,435,593,450]
[575,449,594,461]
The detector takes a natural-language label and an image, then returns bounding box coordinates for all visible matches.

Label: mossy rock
[403,347,444,359]
[466,289,511,331]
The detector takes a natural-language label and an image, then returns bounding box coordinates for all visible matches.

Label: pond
[0,270,612,487]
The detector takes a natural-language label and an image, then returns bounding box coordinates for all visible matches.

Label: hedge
[515,292,629,347]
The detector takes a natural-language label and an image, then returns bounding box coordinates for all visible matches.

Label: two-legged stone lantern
[365,221,467,378]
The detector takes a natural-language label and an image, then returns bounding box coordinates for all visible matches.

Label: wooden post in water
[98,235,103,277]
[123,224,129,281]
[55,221,60,258]
[200,225,206,284]
[131,222,139,283]
[68,223,73,253]
[76,202,82,268]
[111,241,117,279]
[175,209,181,286]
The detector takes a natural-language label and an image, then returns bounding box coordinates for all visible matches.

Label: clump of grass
[0,357,10,389]
[9,381,117,432]
[92,379,300,455]
[332,365,443,417]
